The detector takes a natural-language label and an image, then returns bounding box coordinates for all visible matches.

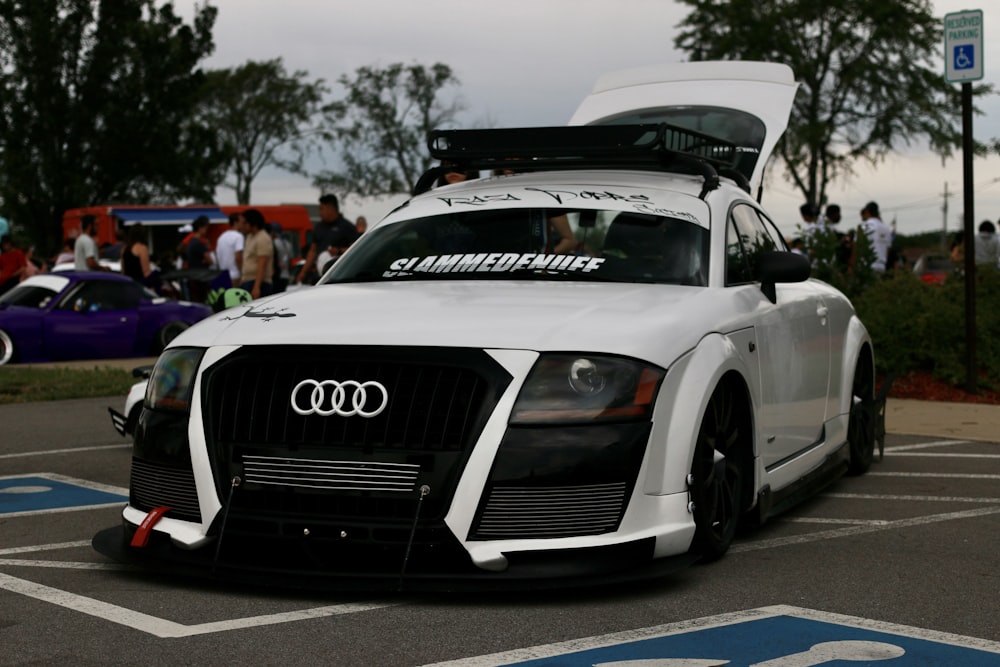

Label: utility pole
[941,181,949,242]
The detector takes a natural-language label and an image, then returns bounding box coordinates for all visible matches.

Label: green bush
[852,268,1000,388]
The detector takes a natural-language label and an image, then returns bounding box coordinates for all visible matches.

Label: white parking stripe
[783,517,890,526]
[826,492,1000,502]
[0,559,132,570]
[731,505,1000,553]
[889,453,1000,459]
[1,503,127,519]
[883,439,971,452]
[0,572,396,638]
[0,540,92,555]
[869,472,1000,479]
[0,444,130,460]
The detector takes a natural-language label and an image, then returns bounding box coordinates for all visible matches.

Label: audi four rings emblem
[290,379,389,417]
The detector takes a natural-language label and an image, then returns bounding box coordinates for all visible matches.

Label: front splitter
[93,525,698,593]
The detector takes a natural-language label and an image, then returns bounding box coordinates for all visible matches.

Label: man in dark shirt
[186,216,213,269]
[296,194,358,283]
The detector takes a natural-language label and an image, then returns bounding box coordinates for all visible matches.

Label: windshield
[323,208,708,286]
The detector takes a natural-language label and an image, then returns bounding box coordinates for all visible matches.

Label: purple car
[0,271,212,365]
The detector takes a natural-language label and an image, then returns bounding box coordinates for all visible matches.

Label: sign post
[944,9,983,393]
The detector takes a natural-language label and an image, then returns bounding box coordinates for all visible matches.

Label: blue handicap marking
[954,45,975,71]
[501,612,1000,666]
[0,475,127,515]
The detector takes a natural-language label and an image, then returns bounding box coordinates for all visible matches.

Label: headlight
[145,347,205,412]
[510,354,664,424]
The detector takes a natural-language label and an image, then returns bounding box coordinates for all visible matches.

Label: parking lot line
[870,472,1000,480]
[883,439,972,452]
[732,505,1000,553]
[0,571,396,638]
[0,444,130,460]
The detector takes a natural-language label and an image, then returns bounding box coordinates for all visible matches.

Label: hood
[175,281,745,369]
[569,61,798,190]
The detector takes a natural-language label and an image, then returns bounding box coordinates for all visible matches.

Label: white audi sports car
[94,61,876,590]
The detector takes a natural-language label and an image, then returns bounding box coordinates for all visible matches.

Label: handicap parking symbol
[0,474,127,516]
[478,607,1000,667]
[954,45,975,71]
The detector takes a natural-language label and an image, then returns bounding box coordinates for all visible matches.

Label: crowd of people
[0,194,367,301]
[795,201,896,274]
[795,198,1000,283]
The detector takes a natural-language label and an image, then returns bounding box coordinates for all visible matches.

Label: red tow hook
[130,506,172,548]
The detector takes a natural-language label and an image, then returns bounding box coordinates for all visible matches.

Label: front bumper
[92,522,697,592]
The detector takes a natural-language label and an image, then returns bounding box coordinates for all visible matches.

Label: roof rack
[413,123,745,197]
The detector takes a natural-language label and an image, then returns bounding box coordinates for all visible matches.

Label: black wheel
[153,321,189,354]
[0,329,14,365]
[689,381,745,561]
[847,355,876,475]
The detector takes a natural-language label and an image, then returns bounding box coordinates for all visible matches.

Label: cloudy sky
[174,0,1000,238]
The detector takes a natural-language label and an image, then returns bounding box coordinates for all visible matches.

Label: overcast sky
[174,0,1000,238]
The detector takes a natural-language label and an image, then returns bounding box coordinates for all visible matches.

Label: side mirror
[757,251,811,303]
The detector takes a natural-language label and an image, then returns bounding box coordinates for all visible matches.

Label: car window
[594,106,766,188]
[754,209,789,251]
[726,204,780,286]
[323,208,709,286]
[58,280,141,312]
[0,285,59,309]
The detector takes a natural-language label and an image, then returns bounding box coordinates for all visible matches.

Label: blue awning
[111,207,228,226]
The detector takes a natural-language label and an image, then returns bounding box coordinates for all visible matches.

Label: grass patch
[0,366,137,403]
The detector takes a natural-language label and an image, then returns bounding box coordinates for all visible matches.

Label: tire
[0,329,13,365]
[153,321,189,354]
[689,380,745,561]
[847,354,876,475]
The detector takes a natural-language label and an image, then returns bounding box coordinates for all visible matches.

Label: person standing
[185,216,214,269]
[857,201,893,273]
[269,222,292,293]
[216,212,245,286]
[973,220,999,268]
[296,194,358,283]
[0,236,27,295]
[120,224,159,290]
[240,208,274,299]
[74,214,106,271]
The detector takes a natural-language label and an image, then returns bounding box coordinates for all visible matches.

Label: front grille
[202,346,510,533]
[472,482,628,539]
[241,455,419,492]
[130,457,201,522]
[205,347,500,452]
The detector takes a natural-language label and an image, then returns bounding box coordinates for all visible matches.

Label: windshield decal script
[384,253,606,277]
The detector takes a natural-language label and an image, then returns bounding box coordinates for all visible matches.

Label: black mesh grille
[201,346,510,533]
[472,483,628,539]
[205,347,498,452]
[130,458,201,523]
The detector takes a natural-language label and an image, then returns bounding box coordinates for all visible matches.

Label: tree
[199,58,330,204]
[674,0,987,207]
[0,0,224,253]
[314,62,463,197]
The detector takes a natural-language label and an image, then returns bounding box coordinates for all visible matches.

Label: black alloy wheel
[847,356,876,475]
[689,381,744,561]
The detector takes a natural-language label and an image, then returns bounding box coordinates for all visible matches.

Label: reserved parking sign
[945,9,984,83]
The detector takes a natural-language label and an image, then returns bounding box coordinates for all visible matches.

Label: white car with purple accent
[94,62,877,590]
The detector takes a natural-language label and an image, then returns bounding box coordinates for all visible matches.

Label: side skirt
[752,441,849,524]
